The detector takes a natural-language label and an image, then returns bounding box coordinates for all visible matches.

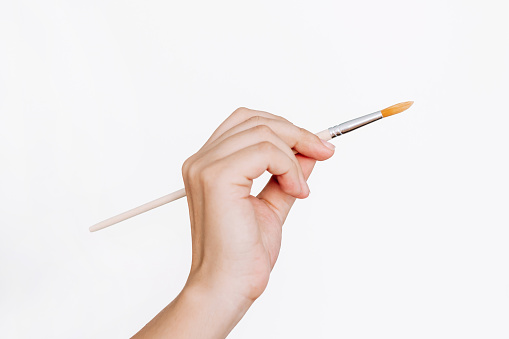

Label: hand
[133,108,335,339]
[183,107,335,301]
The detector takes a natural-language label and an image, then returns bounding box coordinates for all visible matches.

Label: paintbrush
[90,101,413,232]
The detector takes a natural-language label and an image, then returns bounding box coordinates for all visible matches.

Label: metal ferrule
[328,111,383,139]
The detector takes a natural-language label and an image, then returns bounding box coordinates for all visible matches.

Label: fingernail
[321,139,335,150]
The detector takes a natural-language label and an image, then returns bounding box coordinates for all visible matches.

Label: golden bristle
[381,101,414,118]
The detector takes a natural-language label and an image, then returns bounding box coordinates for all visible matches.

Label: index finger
[202,107,288,148]
[202,115,335,161]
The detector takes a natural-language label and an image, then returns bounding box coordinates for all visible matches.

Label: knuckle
[298,126,309,137]
[232,106,250,117]
[246,115,263,126]
[183,156,203,182]
[257,141,276,153]
[181,156,194,177]
[183,156,221,189]
[252,124,273,137]
[274,114,288,122]
[187,166,200,183]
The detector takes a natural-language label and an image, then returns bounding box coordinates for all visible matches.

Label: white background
[1,1,508,338]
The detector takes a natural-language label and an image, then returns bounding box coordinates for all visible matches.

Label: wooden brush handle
[89,188,186,232]
[315,128,332,141]
[89,129,332,232]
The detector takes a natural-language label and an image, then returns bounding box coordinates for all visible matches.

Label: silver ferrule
[328,111,383,139]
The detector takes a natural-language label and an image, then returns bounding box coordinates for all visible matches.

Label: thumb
[257,154,316,224]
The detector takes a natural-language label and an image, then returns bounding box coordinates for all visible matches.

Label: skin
[132,107,335,338]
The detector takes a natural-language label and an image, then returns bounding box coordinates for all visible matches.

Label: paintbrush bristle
[381,101,414,118]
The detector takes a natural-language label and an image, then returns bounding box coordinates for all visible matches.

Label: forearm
[132,279,253,339]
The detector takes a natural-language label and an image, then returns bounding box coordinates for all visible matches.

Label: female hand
[133,107,335,339]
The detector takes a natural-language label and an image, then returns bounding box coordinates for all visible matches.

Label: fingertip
[320,139,335,151]
[303,135,334,161]
[276,174,303,198]
[297,187,310,199]
[311,138,333,160]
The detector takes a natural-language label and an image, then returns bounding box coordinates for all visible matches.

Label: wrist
[179,274,254,337]
[185,270,254,308]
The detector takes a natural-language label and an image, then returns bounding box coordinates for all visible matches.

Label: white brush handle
[89,188,186,232]
[89,129,332,232]
[315,128,332,141]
